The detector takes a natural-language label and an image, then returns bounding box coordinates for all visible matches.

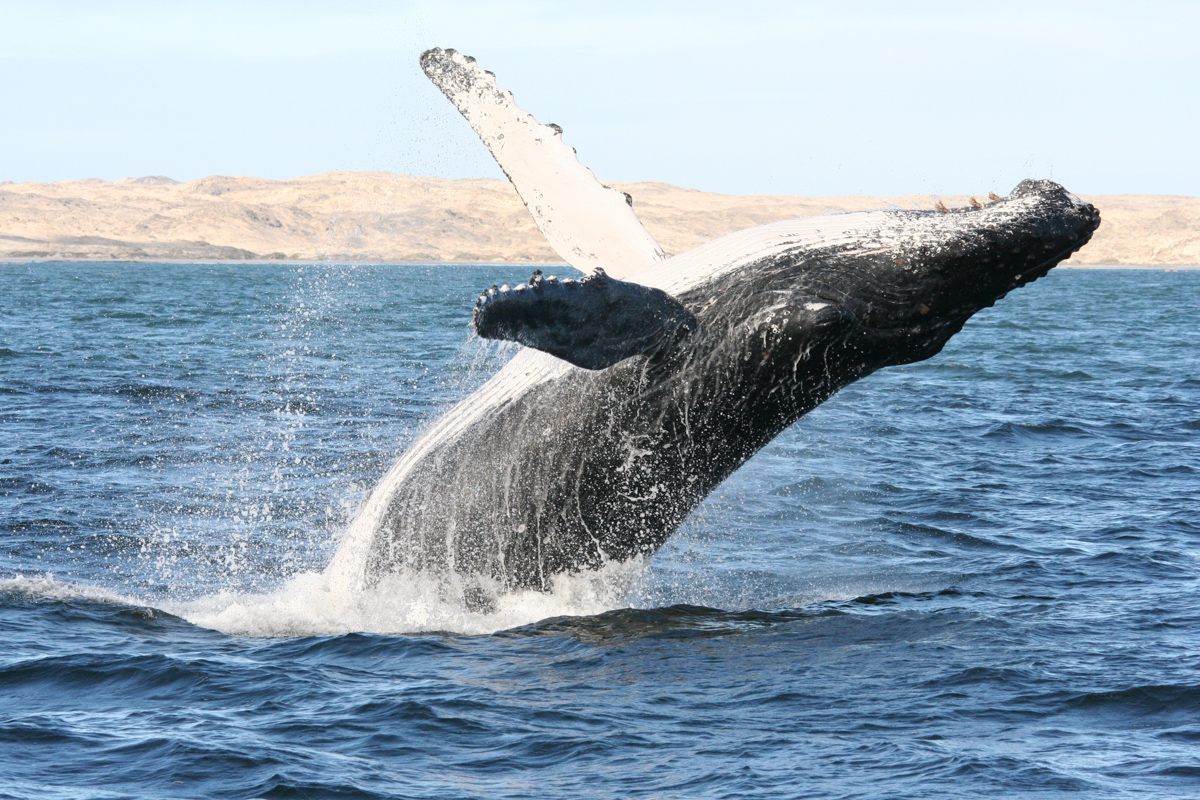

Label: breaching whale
[325,48,1100,598]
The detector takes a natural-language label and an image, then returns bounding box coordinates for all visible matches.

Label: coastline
[3,172,1197,266]
[2,258,1195,269]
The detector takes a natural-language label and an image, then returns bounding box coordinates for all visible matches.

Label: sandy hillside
[1,172,1196,265]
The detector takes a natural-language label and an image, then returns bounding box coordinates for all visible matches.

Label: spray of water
[174,557,648,637]
[91,262,651,637]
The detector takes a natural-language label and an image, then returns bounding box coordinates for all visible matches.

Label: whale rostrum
[323,49,1101,599]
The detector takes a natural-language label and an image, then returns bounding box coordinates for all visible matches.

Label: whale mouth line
[1014,238,1095,285]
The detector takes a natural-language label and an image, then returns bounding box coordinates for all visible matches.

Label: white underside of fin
[421,48,666,278]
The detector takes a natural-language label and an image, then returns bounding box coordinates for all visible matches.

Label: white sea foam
[174,558,646,637]
[3,560,648,637]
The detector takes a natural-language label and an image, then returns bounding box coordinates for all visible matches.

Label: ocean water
[1,261,1198,799]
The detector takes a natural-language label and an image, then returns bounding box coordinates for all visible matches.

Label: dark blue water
[1,262,1198,799]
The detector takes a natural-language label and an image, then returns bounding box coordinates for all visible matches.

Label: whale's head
[770,180,1102,372]
[470,180,1099,395]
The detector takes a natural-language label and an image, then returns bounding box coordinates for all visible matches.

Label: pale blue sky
[1,0,1196,196]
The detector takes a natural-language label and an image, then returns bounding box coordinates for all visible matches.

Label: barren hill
[1,172,1196,265]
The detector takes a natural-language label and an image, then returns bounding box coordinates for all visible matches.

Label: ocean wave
[0,574,140,606]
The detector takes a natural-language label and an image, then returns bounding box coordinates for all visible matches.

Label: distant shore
[3,259,1196,270]
[2,171,1197,265]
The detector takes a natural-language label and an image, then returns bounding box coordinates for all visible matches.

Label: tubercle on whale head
[938,179,1097,302]
[830,179,1101,367]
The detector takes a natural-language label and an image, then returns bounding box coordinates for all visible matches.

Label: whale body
[326,49,1100,596]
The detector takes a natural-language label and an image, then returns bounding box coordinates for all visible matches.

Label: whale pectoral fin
[421,48,666,278]
[473,269,698,370]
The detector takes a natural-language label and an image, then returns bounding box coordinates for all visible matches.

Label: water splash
[0,558,648,638]
[176,558,647,637]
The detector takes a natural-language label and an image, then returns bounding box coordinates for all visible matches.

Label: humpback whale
[326,48,1100,597]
